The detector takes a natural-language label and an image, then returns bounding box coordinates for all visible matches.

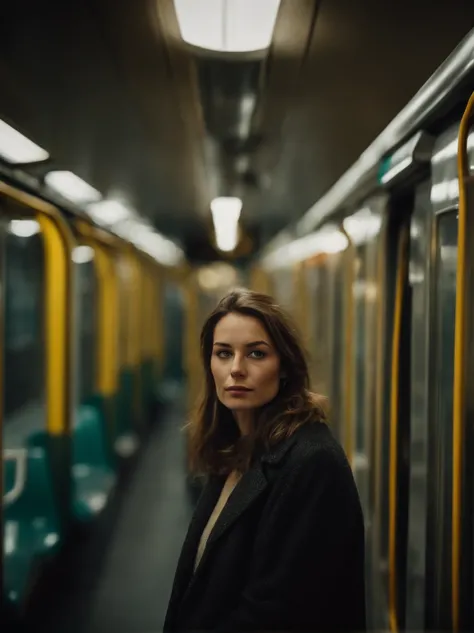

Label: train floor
[22,401,195,633]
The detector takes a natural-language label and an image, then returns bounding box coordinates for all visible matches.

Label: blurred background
[1,1,474,632]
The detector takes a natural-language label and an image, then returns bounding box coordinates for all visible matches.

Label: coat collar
[260,430,299,465]
[202,431,299,551]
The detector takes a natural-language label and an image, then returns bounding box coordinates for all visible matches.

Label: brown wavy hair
[186,288,327,476]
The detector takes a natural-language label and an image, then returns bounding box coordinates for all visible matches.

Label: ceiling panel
[252,0,474,235]
[1,0,473,260]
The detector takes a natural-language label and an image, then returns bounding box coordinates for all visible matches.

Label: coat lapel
[181,461,269,602]
[206,461,268,549]
[205,430,300,551]
[177,432,300,606]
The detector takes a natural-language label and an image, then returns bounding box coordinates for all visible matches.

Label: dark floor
[26,403,195,633]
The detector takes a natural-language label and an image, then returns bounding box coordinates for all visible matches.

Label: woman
[164,288,366,632]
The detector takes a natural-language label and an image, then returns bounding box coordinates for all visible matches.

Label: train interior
[2,1,474,631]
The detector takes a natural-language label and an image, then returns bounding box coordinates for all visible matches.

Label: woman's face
[211,312,281,413]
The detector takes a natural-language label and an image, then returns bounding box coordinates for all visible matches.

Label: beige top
[194,470,242,572]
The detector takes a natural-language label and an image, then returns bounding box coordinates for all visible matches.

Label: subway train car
[251,35,474,632]
[0,163,185,617]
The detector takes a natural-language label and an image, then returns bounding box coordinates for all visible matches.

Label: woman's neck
[233,409,254,436]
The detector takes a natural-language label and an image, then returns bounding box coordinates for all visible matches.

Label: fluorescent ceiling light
[343,208,382,246]
[210,196,242,252]
[8,219,41,238]
[0,119,49,164]
[87,200,131,226]
[72,245,95,264]
[262,224,348,269]
[138,233,184,267]
[113,219,184,267]
[173,0,281,53]
[45,171,101,205]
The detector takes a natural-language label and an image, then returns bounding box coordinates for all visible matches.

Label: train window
[429,209,457,628]
[76,254,97,401]
[3,217,46,447]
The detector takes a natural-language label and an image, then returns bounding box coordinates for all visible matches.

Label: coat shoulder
[270,422,356,496]
[286,422,350,469]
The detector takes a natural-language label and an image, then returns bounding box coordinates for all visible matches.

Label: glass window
[3,219,46,448]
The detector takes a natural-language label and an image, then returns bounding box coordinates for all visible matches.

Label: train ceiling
[1,0,473,262]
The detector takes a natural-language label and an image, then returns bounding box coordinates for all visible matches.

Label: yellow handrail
[389,223,408,632]
[452,91,474,631]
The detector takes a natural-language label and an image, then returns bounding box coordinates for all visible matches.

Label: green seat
[72,404,116,523]
[3,443,61,606]
[3,548,33,605]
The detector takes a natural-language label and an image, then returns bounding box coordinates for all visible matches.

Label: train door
[384,189,414,633]
[343,199,385,521]
[404,179,432,631]
[421,121,474,631]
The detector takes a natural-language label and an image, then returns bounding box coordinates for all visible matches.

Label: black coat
[164,422,366,632]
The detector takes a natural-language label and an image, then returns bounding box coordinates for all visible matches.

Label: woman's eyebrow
[213,340,270,348]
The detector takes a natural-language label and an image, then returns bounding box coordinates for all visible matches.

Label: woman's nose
[230,356,246,377]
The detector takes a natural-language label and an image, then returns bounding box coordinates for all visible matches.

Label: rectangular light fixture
[211,196,242,252]
[262,224,348,269]
[45,170,102,205]
[0,119,49,164]
[342,208,382,246]
[86,200,131,226]
[114,219,184,266]
[173,0,281,53]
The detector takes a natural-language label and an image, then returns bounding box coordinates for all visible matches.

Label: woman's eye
[249,350,265,359]
[216,350,231,359]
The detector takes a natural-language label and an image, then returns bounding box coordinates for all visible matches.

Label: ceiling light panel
[0,119,49,164]
[173,0,281,53]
